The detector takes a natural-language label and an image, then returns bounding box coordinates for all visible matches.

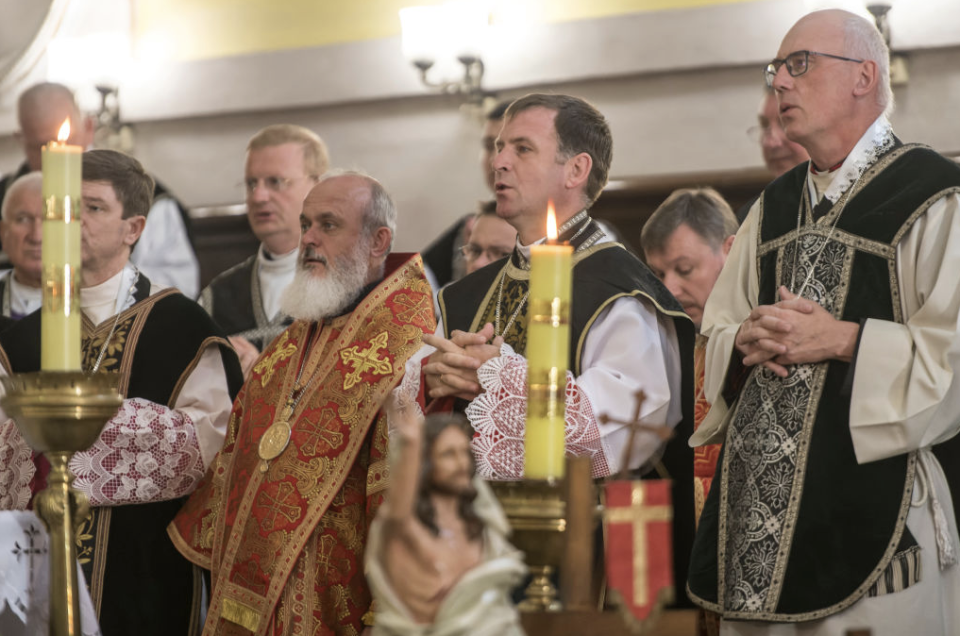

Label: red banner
[603,479,674,624]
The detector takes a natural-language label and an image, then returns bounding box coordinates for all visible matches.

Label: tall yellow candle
[525,203,572,480]
[41,119,82,371]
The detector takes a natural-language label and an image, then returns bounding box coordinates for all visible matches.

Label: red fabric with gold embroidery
[604,480,674,625]
[169,254,435,636]
[692,336,721,525]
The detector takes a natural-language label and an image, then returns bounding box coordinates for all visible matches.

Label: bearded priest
[169,171,436,636]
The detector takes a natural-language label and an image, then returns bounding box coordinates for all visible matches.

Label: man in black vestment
[411,93,697,604]
[0,149,243,635]
[688,10,960,633]
[198,124,328,377]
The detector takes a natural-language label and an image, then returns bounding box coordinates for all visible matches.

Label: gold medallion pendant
[258,420,292,472]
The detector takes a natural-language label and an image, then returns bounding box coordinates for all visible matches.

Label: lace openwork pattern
[467,343,608,480]
[0,419,34,510]
[69,398,205,506]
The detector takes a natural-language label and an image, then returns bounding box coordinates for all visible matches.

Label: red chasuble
[169,254,435,636]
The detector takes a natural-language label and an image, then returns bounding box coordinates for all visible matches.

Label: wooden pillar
[561,455,595,610]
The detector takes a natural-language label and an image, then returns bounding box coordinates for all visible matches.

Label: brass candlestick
[491,478,566,611]
[1,371,122,636]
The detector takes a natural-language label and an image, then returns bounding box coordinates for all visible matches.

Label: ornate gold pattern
[339,331,393,390]
[184,256,430,636]
[712,147,929,622]
[253,335,297,387]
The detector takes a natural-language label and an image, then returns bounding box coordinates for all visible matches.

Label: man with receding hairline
[171,171,435,636]
[688,10,960,633]
[199,124,329,377]
[0,82,201,297]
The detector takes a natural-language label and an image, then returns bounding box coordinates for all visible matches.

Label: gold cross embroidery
[604,483,672,606]
[393,292,433,327]
[299,408,345,454]
[253,336,298,388]
[339,331,393,390]
[257,482,303,532]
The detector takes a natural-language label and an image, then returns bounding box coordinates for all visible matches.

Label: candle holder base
[1,371,123,636]
[517,565,563,612]
[490,479,566,613]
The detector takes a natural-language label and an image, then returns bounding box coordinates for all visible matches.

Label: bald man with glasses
[198,124,328,377]
[688,9,960,634]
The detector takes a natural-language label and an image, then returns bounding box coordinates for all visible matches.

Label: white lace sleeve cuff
[69,398,205,506]
[466,343,608,480]
[0,419,35,510]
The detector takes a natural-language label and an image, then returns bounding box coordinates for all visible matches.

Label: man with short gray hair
[171,171,435,636]
[0,172,44,318]
[689,10,960,632]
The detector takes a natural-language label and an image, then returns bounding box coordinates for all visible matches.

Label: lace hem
[466,343,608,480]
[69,398,205,506]
[0,419,34,510]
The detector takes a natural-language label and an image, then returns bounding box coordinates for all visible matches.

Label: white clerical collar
[8,274,42,316]
[806,115,894,205]
[81,264,140,325]
[514,236,543,261]
[258,244,298,272]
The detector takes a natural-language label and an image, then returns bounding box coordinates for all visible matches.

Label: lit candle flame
[546,201,558,242]
[57,119,71,143]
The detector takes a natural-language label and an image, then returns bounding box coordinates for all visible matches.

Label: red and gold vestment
[170,254,435,636]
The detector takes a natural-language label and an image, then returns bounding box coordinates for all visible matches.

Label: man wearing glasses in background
[688,9,960,634]
[460,201,517,275]
[199,124,328,377]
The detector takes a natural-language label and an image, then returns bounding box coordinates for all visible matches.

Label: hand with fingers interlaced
[423,323,504,401]
[736,286,858,377]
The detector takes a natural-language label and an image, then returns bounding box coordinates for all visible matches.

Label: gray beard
[279,237,371,321]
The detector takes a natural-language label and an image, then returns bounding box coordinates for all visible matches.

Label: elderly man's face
[298,176,373,282]
[770,14,863,151]
[758,92,809,177]
[645,223,733,330]
[0,184,44,286]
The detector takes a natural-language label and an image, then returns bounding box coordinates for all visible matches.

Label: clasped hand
[422,323,504,401]
[734,286,858,378]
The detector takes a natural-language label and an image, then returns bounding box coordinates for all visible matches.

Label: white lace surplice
[406,271,684,480]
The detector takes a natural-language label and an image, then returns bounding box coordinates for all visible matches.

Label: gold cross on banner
[339,331,393,390]
[604,482,672,606]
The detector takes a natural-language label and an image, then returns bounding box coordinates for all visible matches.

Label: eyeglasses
[243,175,315,194]
[747,125,772,144]
[764,50,864,88]
[460,243,512,263]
